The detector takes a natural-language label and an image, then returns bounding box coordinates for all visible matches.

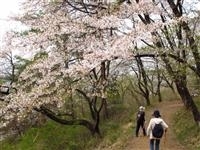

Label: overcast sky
[0,0,24,42]
[0,1,22,19]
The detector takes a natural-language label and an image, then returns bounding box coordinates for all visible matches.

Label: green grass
[0,104,134,150]
[173,99,200,150]
[160,87,180,101]
[0,121,125,150]
[0,121,93,150]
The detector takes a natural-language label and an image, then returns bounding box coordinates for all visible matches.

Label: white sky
[0,0,24,41]
[0,1,22,19]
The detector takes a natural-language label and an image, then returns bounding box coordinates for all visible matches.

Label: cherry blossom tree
[1,0,200,135]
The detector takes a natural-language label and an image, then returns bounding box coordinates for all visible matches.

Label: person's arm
[162,119,168,132]
[136,112,139,121]
[147,119,152,136]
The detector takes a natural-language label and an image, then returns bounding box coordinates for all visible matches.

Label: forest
[0,0,200,149]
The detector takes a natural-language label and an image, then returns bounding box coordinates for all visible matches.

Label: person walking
[135,106,146,137]
[147,110,168,150]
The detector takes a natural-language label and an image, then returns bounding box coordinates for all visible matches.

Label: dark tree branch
[34,106,96,134]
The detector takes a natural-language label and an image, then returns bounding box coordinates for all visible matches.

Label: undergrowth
[173,99,200,150]
[0,104,135,150]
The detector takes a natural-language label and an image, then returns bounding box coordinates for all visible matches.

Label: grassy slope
[0,105,134,150]
[0,121,94,150]
[173,99,200,150]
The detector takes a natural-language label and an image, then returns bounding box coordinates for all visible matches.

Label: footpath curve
[124,100,186,150]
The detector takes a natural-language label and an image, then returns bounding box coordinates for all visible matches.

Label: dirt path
[124,100,186,150]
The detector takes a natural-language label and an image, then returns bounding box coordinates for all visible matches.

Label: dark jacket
[137,111,145,123]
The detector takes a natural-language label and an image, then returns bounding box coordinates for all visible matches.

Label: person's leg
[142,122,146,136]
[150,139,154,150]
[135,122,140,137]
[155,139,160,150]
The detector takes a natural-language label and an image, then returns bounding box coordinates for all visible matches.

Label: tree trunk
[155,58,162,102]
[175,79,200,124]
[135,56,150,105]
[162,55,200,124]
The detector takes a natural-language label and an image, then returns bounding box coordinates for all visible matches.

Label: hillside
[1,99,199,150]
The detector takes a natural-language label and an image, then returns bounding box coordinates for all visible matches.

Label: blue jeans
[150,139,160,150]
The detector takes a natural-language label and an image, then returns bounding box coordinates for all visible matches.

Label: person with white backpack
[147,110,168,150]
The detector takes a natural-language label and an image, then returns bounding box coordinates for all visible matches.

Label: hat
[139,106,145,111]
[152,110,161,118]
